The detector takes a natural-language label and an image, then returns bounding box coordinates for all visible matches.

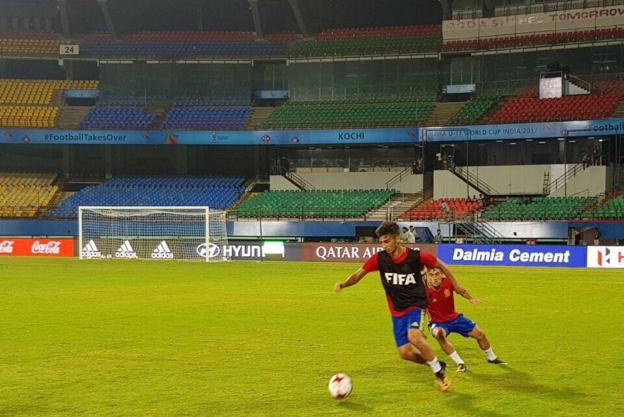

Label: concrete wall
[550,165,607,197]
[434,165,551,198]
[271,173,423,193]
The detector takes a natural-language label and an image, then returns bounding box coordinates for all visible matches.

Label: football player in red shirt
[335,222,455,391]
[425,266,506,372]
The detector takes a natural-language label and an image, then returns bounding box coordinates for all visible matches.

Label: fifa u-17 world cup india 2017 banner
[422,119,624,142]
[299,243,438,263]
[443,4,624,41]
[0,128,418,146]
[437,244,587,268]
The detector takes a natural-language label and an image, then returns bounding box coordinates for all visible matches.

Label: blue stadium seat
[49,176,246,218]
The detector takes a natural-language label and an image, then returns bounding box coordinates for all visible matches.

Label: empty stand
[162,106,251,130]
[235,189,395,218]
[262,101,434,129]
[0,172,58,218]
[586,195,624,219]
[50,176,245,218]
[78,107,156,130]
[489,95,621,124]
[0,105,59,128]
[402,198,484,220]
[481,197,596,221]
[449,96,499,125]
[443,27,624,51]
[0,79,98,105]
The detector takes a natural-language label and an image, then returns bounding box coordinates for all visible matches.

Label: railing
[566,74,592,94]
[449,165,499,196]
[385,166,412,190]
[452,220,505,244]
[284,171,316,191]
[543,163,585,195]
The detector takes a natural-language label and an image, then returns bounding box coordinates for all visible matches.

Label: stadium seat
[234,189,395,218]
[49,176,246,218]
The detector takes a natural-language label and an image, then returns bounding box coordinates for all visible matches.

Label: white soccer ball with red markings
[328,373,352,399]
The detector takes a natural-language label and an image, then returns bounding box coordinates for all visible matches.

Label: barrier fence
[1,237,621,268]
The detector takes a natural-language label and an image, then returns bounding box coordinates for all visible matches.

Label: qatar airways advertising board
[0,238,74,257]
[437,244,587,268]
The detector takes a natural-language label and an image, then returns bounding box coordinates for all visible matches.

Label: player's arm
[440,261,480,305]
[335,268,368,293]
[423,254,480,304]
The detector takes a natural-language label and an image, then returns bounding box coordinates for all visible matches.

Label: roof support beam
[96,0,118,39]
[287,0,308,37]
[248,0,264,39]
[438,0,453,20]
[57,0,71,37]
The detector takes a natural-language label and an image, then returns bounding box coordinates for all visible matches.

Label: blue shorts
[429,314,476,338]
[391,308,424,347]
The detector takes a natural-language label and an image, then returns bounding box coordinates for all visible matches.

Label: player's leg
[407,327,451,390]
[391,310,450,390]
[431,323,466,372]
[467,326,506,365]
[397,344,426,364]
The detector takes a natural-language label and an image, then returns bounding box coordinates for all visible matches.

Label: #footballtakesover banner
[437,244,587,268]
[0,128,419,146]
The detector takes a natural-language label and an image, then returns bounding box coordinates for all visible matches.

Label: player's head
[426,266,444,288]
[375,222,401,254]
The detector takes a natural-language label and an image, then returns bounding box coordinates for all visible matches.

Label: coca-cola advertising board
[0,238,74,257]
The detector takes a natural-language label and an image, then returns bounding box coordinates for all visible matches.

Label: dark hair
[375,221,400,237]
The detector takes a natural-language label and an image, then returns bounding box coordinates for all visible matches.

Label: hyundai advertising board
[438,244,587,268]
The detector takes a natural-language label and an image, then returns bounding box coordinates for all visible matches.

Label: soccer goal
[78,206,228,261]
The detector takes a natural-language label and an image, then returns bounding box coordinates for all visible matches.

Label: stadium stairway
[611,99,624,118]
[366,193,425,221]
[245,107,275,130]
[146,103,170,129]
[424,102,465,127]
[57,106,92,129]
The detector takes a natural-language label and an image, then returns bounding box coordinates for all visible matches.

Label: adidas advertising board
[115,240,138,259]
[81,240,103,259]
[152,241,174,259]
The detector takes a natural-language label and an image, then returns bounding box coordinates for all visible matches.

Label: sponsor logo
[196,243,274,259]
[81,240,102,258]
[115,240,138,259]
[31,241,61,255]
[315,245,383,261]
[588,246,624,268]
[0,240,15,254]
[197,243,222,259]
[451,247,571,264]
[384,272,418,286]
[152,241,174,259]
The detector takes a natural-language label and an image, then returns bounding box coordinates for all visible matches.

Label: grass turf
[0,258,622,417]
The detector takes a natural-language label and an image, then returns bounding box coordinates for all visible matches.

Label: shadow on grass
[444,391,511,417]
[464,364,588,402]
[336,400,374,412]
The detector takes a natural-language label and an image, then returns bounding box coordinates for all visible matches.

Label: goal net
[78,206,228,261]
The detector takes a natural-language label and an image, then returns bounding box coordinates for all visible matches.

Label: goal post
[78,206,228,261]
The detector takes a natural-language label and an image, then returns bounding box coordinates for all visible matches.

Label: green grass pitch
[0,258,622,417]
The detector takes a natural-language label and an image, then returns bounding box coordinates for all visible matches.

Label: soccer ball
[328,373,352,399]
